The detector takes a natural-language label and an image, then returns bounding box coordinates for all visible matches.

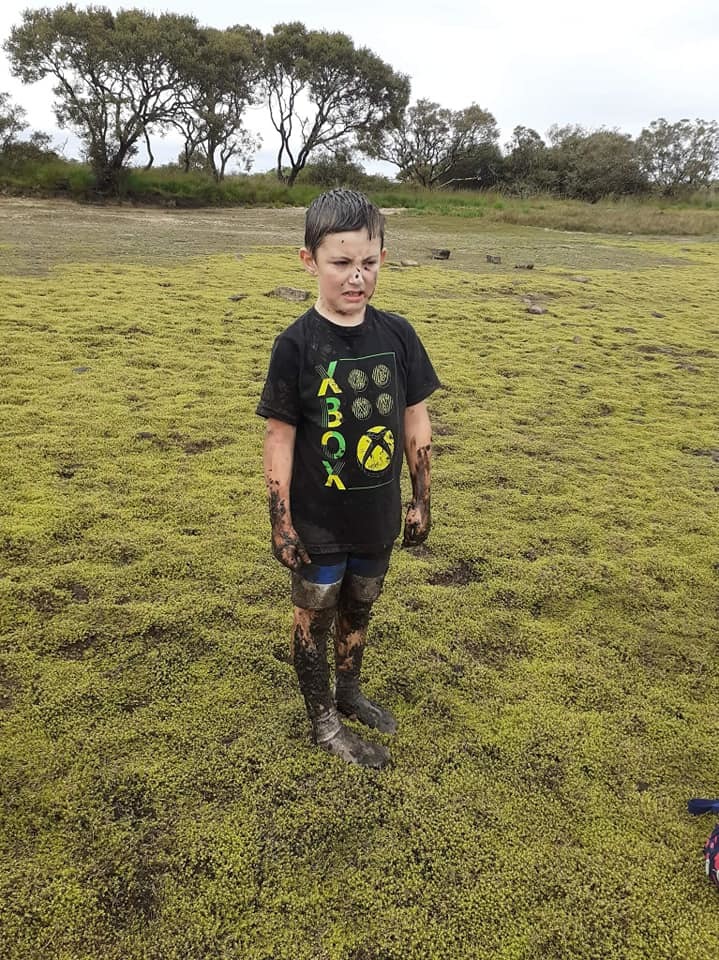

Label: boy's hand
[402,500,431,547]
[272,524,311,571]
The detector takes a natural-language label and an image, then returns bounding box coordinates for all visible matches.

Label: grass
[2,159,719,235]
[1,202,719,959]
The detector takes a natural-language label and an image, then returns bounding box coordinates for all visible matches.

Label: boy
[256,189,440,769]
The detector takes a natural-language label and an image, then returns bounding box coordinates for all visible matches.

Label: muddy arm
[402,401,433,547]
[263,418,311,570]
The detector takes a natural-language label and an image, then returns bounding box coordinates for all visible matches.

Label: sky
[0,0,717,172]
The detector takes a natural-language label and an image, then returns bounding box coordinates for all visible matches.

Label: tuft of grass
[1,205,719,959]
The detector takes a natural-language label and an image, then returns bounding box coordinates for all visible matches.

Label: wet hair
[304,189,385,255]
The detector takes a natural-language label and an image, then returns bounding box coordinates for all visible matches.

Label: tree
[637,118,719,194]
[172,24,262,181]
[296,147,369,188]
[564,130,647,200]
[365,99,499,188]
[0,91,29,151]
[515,125,647,200]
[5,5,199,192]
[543,126,647,200]
[503,126,548,192]
[262,22,409,186]
[0,92,58,166]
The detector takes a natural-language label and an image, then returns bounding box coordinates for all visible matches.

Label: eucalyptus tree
[172,24,263,181]
[5,5,199,191]
[365,98,499,187]
[637,118,719,194]
[263,22,409,185]
[0,92,29,151]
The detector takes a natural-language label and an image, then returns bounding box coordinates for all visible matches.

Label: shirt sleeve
[405,326,441,407]
[255,334,302,424]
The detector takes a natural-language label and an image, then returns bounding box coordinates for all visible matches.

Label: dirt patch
[429,559,484,586]
[686,448,719,462]
[0,199,708,277]
[134,432,232,455]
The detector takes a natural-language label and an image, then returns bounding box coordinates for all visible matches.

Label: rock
[573,335,583,344]
[400,259,420,267]
[615,326,637,333]
[651,311,665,318]
[228,293,248,302]
[515,262,534,270]
[72,366,90,374]
[486,254,501,264]
[579,303,597,310]
[571,276,590,283]
[431,248,451,260]
[266,286,310,302]
[527,305,547,316]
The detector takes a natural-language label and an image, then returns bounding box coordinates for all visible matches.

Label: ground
[1,198,718,959]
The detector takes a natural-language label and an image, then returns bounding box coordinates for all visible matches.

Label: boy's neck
[315,300,367,328]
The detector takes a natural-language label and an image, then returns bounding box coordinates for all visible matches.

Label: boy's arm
[263,418,311,571]
[402,400,433,547]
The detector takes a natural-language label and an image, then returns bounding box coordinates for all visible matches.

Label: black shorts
[291,546,392,610]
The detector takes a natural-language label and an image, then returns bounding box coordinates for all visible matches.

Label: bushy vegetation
[1,157,718,237]
[1,202,718,959]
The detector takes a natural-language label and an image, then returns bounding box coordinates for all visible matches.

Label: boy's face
[300,228,386,325]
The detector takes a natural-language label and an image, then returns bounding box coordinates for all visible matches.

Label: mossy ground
[1,200,719,959]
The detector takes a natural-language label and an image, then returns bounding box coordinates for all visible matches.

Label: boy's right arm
[263,418,311,571]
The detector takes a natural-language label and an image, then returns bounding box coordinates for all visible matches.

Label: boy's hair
[304,189,385,255]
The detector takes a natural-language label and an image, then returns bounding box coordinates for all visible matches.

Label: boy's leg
[291,558,390,769]
[334,548,397,735]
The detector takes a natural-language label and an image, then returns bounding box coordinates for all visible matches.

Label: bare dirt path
[0,197,702,277]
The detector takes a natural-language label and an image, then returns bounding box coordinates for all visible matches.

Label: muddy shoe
[316,721,391,770]
[334,681,398,735]
[308,699,391,769]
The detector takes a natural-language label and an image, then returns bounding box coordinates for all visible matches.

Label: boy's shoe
[334,676,398,735]
[309,700,391,769]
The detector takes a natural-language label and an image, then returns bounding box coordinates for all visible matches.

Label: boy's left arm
[402,400,433,547]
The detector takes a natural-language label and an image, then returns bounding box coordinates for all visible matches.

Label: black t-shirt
[256,305,440,553]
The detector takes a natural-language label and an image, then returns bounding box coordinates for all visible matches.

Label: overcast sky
[1,0,716,171]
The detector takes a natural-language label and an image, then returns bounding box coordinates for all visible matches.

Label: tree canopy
[5,5,200,190]
[637,118,719,194]
[365,99,499,188]
[0,91,29,151]
[262,22,409,186]
[171,24,263,180]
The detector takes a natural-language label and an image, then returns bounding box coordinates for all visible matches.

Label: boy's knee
[291,572,342,610]
[342,573,385,605]
[338,574,385,630]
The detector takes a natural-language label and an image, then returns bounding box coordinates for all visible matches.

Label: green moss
[1,209,719,959]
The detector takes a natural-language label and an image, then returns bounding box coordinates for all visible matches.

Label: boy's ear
[299,247,317,275]
[380,248,387,265]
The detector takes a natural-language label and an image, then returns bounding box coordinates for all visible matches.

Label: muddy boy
[256,189,440,769]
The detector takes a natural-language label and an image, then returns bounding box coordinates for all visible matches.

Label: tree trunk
[143,128,154,171]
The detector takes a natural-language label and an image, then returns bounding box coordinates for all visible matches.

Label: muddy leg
[334,576,397,735]
[292,606,391,769]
